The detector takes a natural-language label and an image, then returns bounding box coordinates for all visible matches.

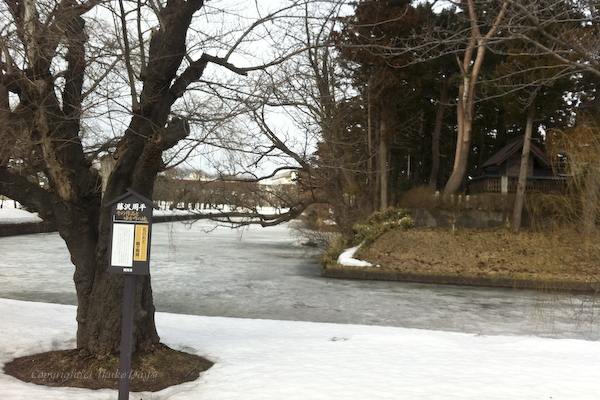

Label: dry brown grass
[352,226,600,283]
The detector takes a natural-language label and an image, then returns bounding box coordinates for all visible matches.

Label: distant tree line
[283,0,600,232]
[153,170,299,211]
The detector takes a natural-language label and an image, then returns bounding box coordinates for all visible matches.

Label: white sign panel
[111,224,135,267]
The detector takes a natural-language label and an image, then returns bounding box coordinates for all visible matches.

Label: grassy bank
[328,226,600,284]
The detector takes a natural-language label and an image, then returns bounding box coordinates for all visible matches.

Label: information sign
[105,188,158,275]
[104,189,160,400]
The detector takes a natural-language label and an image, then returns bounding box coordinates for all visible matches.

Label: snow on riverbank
[1,299,599,400]
[0,202,43,224]
[337,244,379,267]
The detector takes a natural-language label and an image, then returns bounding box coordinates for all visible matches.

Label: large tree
[265,0,372,230]
[0,0,328,362]
[336,0,432,208]
[442,0,508,193]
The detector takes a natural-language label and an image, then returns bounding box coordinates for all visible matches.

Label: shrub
[352,208,414,248]
[399,186,437,209]
[319,208,414,268]
[525,192,580,231]
[292,204,340,248]
[290,219,339,248]
[399,186,516,213]
[319,234,347,268]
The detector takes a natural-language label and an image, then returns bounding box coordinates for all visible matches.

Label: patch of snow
[337,244,379,267]
[0,299,599,400]
[0,204,43,224]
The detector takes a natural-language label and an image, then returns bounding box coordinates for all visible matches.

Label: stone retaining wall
[412,208,508,229]
[0,222,57,237]
[322,268,600,294]
[0,213,203,237]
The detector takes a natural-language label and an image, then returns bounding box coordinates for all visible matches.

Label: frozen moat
[0,219,598,340]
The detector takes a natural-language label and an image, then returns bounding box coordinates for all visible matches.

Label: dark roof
[481,136,551,168]
[103,188,159,209]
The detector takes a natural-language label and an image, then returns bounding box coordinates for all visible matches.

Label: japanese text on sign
[116,202,147,211]
[106,189,156,276]
[113,202,150,222]
[111,224,135,267]
[134,225,149,261]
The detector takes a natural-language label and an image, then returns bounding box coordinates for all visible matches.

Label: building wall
[503,155,533,176]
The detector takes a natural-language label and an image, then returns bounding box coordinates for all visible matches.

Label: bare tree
[219,0,373,232]
[501,0,600,79]
[442,0,508,193]
[0,0,338,366]
[511,104,535,232]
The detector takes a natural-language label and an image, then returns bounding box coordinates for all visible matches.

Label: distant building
[267,171,298,186]
[469,136,566,194]
[187,171,209,181]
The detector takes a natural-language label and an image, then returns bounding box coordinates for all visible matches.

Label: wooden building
[469,136,566,194]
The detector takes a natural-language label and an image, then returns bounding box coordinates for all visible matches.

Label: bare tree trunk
[367,79,378,210]
[428,75,449,190]
[510,106,534,233]
[444,76,473,194]
[444,0,508,194]
[579,172,599,236]
[379,119,388,211]
[73,203,160,356]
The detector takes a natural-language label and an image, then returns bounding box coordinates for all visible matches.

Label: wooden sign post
[105,189,158,400]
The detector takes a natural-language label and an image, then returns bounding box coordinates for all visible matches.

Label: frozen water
[0,218,598,340]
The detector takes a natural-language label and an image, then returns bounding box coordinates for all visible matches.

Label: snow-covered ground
[337,244,379,267]
[1,298,599,400]
[0,203,599,399]
[0,201,43,224]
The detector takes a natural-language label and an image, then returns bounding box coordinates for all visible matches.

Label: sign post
[105,189,158,400]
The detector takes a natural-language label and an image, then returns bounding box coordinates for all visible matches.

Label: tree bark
[428,75,449,190]
[379,119,388,211]
[510,106,534,233]
[444,75,472,194]
[444,0,508,194]
[1,0,205,357]
[367,78,377,210]
[579,172,599,236]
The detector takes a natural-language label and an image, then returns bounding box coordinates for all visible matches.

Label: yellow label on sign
[134,225,149,261]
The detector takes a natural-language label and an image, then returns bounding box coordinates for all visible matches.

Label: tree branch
[0,166,60,219]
